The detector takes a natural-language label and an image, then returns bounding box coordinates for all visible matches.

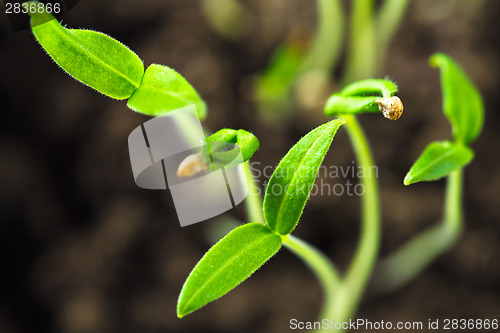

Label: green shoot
[376,53,484,294]
[24,1,484,331]
[178,120,344,317]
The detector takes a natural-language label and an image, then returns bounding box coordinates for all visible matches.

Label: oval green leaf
[404,141,474,185]
[340,78,398,98]
[263,119,345,235]
[177,223,281,318]
[324,79,399,117]
[27,3,144,100]
[127,64,207,120]
[255,44,304,102]
[254,43,304,121]
[324,94,379,116]
[206,129,260,162]
[430,53,484,144]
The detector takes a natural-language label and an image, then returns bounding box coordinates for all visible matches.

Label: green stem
[298,0,344,75]
[243,161,265,224]
[282,234,342,332]
[343,116,381,287]
[444,169,463,237]
[173,108,206,148]
[326,114,380,328]
[343,0,376,84]
[373,169,463,293]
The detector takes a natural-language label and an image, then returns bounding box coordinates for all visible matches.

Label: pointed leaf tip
[28,5,144,100]
[177,223,281,317]
[263,119,344,235]
[430,52,484,144]
[404,141,474,185]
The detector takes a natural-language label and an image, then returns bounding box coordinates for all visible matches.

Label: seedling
[24,1,484,332]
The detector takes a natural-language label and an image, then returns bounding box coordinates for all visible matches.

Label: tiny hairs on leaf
[177,223,281,318]
[263,119,345,235]
[27,2,144,99]
[404,141,474,185]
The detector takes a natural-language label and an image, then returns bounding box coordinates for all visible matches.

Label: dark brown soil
[0,0,499,332]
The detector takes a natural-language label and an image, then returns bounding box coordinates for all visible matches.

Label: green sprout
[374,53,484,294]
[176,57,483,329]
[25,1,484,332]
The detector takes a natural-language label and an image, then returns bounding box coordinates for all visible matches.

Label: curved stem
[327,114,380,328]
[373,169,463,293]
[243,161,265,224]
[343,116,380,289]
[282,234,342,331]
[298,0,344,75]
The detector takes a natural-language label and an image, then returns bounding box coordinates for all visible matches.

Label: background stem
[315,115,380,332]
[373,169,464,293]
[298,0,344,75]
[282,234,342,332]
[337,115,381,318]
[243,161,265,224]
[444,169,464,237]
[376,0,410,69]
[343,0,376,84]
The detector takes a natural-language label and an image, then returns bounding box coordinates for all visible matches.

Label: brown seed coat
[376,96,403,120]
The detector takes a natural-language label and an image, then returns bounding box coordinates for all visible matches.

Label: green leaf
[27,3,144,100]
[263,119,345,235]
[255,44,304,101]
[324,94,379,116]
[177,223,281,318]
[254,42,305,120]
[206,129,260,162]
[404,141,474,185]
[127,64,207,120]
[430,53,484,144]
[324,79,401,119]
[340,78,398,98]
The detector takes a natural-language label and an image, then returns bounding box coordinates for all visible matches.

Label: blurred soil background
[0,0,499,332]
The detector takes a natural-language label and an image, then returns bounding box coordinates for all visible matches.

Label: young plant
[177,77,401,326]
[177,118,345,317]
[374,53,484,293]
[178,52,483,332]
[25,2,484,332]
